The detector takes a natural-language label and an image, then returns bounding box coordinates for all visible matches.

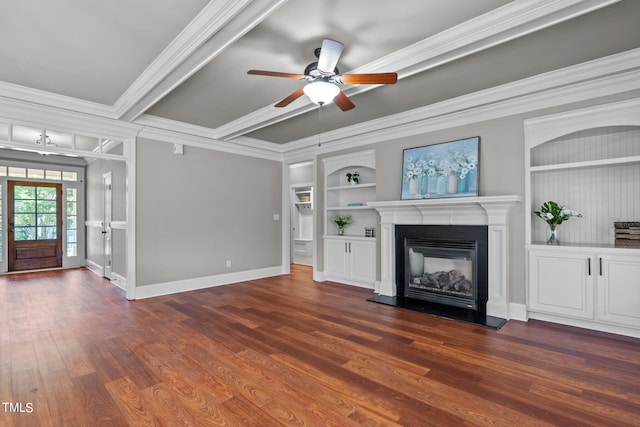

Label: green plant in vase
[346,171,359,185]
[331,214,352,236]
[534,200,582,244]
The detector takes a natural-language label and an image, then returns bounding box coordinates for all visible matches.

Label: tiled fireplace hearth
[368,195,520,321]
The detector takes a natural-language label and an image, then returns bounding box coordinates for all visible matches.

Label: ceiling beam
[114,0,288,122]
[215,0,622,141]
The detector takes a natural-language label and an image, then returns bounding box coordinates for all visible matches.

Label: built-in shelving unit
[294,187,313,208]
[322,150,377,288]
[324,151,377,237]
[524,98,640,338]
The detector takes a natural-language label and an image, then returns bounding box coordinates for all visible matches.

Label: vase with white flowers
[534,201,582,245]
[331,214,352,236]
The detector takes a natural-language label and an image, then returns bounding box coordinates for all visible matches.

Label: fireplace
[396,225,488,313]
[368,195,521,325]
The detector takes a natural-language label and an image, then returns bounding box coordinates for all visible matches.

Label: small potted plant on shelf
[346,170,359,185]
[534,200,582,245]
[331,214,352,236]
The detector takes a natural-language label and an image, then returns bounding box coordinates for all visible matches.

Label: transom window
[0,166,78,182]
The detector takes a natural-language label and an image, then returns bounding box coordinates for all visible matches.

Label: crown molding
[114,0,287,122]
[280,47,640,158]
[0,96,141,141]
[0,81,117,119]
[217,0,622,140]
[136,115,283,161]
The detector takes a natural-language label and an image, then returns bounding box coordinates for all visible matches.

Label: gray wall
[85,157,127,277]
[136,139,282,286]
[289,163,313,185]
[315,90,640,305]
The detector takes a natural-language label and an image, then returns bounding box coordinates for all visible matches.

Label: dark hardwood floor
[1,265,639,426]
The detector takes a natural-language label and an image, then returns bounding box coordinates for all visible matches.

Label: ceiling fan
[247,39,397,111]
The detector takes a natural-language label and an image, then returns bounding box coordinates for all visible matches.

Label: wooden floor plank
[1,266,640,426]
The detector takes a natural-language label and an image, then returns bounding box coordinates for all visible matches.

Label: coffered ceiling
[0,0,638,150]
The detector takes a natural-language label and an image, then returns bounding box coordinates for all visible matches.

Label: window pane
[37,227,57,240]
[45,170,61,180]
[66,188,77,201]
[0,166,8,176]
[14,214,35,226]
[37,214,57,227]
[67,216,77,229]
[28,169,45,179]
[8,167,26,178]
[15,227,36,241]
[66,242,77,257]
[62,172,77,181]
[67,230,77,243]
[15,186,35,199]
[44,130,73,149]
[36,200,57,213]
[37,187,57,200]
[15,200,36,213]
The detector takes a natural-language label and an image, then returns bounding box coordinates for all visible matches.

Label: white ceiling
[0,0,638,148]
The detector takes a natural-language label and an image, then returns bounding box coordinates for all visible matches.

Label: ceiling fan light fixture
[303,81,340,105]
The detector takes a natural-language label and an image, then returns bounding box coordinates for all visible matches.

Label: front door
[7,181,63,271]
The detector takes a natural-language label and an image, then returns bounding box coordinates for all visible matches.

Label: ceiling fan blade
[248,70,306,79]
[274,88,305,107]
[335,72,398,85]
[333,91,355,111]
[317,39,344,75]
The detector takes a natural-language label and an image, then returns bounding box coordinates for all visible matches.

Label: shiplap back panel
[530,126,640,245]
[531,127,640,166]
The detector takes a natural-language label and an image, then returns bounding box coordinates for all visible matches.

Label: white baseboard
[528,311,640,339]
[508,303,528,321]
[313,269,325,282]
[110,272,127,291]
[85,259,104,277]
[134,265,286,299]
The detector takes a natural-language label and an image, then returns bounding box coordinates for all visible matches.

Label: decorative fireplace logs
[411,269,472,296]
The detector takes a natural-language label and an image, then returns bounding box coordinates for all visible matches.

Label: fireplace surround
[368,195,520,326]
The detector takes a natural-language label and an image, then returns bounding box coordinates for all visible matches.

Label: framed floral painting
[401,136,479,200]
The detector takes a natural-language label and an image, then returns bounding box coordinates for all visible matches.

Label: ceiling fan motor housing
[304,61,338,78]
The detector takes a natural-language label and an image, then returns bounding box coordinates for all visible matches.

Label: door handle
[344,242,347,253]
[587,257,591,276]
[348,242,351,253]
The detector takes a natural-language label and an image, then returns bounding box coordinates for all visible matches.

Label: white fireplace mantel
[368,195,521,319]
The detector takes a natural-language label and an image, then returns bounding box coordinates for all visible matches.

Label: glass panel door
[8,181,62,271]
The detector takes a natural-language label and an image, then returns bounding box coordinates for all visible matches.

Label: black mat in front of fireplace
[367,294,506,329]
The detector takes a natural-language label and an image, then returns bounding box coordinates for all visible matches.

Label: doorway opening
[289,162,314,268]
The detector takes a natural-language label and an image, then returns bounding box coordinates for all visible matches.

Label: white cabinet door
[349,240,376,283]
[325,238,348,277]
[528,251,594,319]
[597,254,640,328]
[325,237,376,287]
